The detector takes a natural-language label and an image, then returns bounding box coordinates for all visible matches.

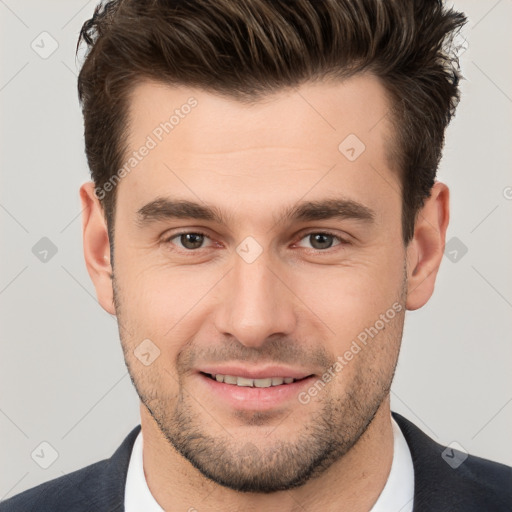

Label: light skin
[80,74,449,511]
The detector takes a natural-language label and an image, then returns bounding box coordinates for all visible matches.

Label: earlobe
[405,182,450,311]
[80,182,116,315]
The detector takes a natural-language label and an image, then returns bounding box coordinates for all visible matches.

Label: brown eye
[165,232,211,250]
[179,233,205,249]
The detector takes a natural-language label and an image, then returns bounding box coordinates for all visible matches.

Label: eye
[164,231,213,251]
[296,231,348,251]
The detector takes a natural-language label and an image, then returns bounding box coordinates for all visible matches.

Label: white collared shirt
[124,430,164,512]
[124,417,414,511]
[369,417,415,512]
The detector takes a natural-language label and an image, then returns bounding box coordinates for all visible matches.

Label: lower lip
[197,373,316,411]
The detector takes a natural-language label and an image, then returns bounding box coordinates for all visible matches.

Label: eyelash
[162,230,350,253]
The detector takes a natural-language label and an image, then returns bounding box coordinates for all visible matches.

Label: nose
[212,250,297,348]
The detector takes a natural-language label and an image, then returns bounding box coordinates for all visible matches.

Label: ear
[405,181,450,311]
[80,182,116,315]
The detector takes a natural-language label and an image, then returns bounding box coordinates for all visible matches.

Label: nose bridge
[213,249,296,347]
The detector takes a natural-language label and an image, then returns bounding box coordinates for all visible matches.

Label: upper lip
[197,365,314,380]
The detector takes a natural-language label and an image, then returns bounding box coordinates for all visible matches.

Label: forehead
[126,73,394,156]
[117,74,399,221]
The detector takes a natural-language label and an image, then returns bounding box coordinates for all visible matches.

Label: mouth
[197,371,317,410]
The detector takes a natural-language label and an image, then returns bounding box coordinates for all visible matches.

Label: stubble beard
[113,270,407,493]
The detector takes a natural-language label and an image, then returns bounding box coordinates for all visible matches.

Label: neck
[140,397,394,512]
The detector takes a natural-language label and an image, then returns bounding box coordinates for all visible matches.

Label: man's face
[111,75,408,492]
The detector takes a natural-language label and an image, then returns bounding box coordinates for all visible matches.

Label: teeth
[212,374,298,387]
[255,378,273,388]
[237,377,254,387]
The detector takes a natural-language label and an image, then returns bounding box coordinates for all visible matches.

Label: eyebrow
[135,197,375,228]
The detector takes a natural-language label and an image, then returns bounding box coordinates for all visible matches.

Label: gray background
[1,0,511,500]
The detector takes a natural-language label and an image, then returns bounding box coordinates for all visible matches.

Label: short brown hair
[77,0,467,248]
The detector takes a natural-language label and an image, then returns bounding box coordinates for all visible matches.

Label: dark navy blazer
[1,412,511,511]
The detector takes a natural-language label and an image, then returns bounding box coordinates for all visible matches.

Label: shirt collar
[369,416,415,512]
[124,428,164,512]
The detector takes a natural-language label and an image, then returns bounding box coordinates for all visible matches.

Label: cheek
[292,254,405,349]
[118,263,219,342]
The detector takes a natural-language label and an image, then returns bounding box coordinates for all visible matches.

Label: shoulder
[0,425,141,512]
[0,460,110,512]
[392,412,512,511]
